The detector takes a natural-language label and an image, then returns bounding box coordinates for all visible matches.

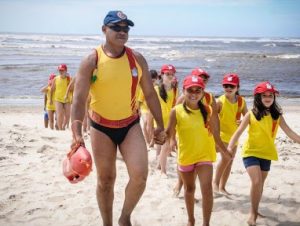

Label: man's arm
[71,51,97,143]
[134,51,165,144]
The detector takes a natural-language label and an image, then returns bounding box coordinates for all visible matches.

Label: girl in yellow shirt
[154,64,178,177]
[213,73,248,195]
[166,75,231,226]
[173,67,220,197]
[41,73,56,130]
[137,69,158,147]
[228,81,300,226]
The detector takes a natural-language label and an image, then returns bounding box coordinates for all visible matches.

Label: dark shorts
[243,156,271,171]
[90,117,140,145]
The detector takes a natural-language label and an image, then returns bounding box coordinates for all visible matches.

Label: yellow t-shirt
[218,94,245,143]
[46,86,55,111]
[90,46,142,120]
[242,112,280,160]
[137,89,149,113]
[54,76,70,103]
[175,104,216,165]
[154,86,178,128]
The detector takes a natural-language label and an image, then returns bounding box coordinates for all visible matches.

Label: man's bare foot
[219,188,231,196]
[118,216,132,226]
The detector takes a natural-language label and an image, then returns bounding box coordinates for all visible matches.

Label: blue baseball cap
[103,11,134,27]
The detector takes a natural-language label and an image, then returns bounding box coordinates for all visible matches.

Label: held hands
[222,148,233,160]
[153,127,166,145]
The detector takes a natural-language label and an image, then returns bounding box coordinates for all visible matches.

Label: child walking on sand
[228,81,300,226]
[41,73,56,130]
[173,67,220,197]
[166,75,231,226]
[154,64,178,177]
[213,73,248,195]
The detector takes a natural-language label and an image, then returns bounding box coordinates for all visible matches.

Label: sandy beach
[0,104,299,226]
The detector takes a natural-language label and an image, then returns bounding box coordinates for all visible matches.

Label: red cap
[183,75,206,89]
[222,73,240,86]
[191,68,210,78]
[161,64,176,74]
[254,81,279,95]
[58,64,67,71]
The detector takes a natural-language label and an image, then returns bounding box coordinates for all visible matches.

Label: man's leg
[90,127,117,226]
[119,123,148,226]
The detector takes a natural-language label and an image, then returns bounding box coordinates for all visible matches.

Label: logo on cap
[227,76,233,81]
[192,76,198,82]
[266,83,272,89]
[117,11,127,19]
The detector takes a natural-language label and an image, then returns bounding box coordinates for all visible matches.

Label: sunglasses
[223,84,236,89]
[186,87,203,94]
[107,25,130,33]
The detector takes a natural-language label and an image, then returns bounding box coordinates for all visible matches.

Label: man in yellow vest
[71,10,165,226]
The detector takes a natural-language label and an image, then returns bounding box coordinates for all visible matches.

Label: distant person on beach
[173,67,220,196]
[137,69,159,148]
[166,75,231,226]
[154,64,178,177]
[70,10,165,226]
[41,73,56,129]
[213,73,248,195]
[50,64,71,130]
[227,81,300,226]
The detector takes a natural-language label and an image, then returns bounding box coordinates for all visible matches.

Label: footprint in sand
[26,207,42,215]
[40,136,58,142]
[47,196,65,202]
[82,207,94,215]
[37,145,54,154]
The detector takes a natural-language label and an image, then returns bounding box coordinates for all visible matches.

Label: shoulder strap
[204,92,211,106]
[236,95,243,120]
[204,105,212,132]
[172,87,177,107]
[125,47,139,112]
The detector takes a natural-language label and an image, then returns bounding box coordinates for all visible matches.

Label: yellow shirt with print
[90,46,142,120]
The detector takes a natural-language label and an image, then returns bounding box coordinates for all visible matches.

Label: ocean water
[0,33,300,106]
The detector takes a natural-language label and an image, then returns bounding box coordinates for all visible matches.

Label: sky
[0,0,299,37]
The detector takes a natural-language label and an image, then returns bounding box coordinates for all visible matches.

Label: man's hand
[153,127,166,145]
[71,134,85,149]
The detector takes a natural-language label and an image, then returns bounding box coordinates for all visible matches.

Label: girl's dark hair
[158,82,168,103]
[183,100,208,125]
[252,94,282,121]
[149,70,158,79]
[236,85,240,96]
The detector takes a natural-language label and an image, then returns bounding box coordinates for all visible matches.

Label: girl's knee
[184,184,196,193]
